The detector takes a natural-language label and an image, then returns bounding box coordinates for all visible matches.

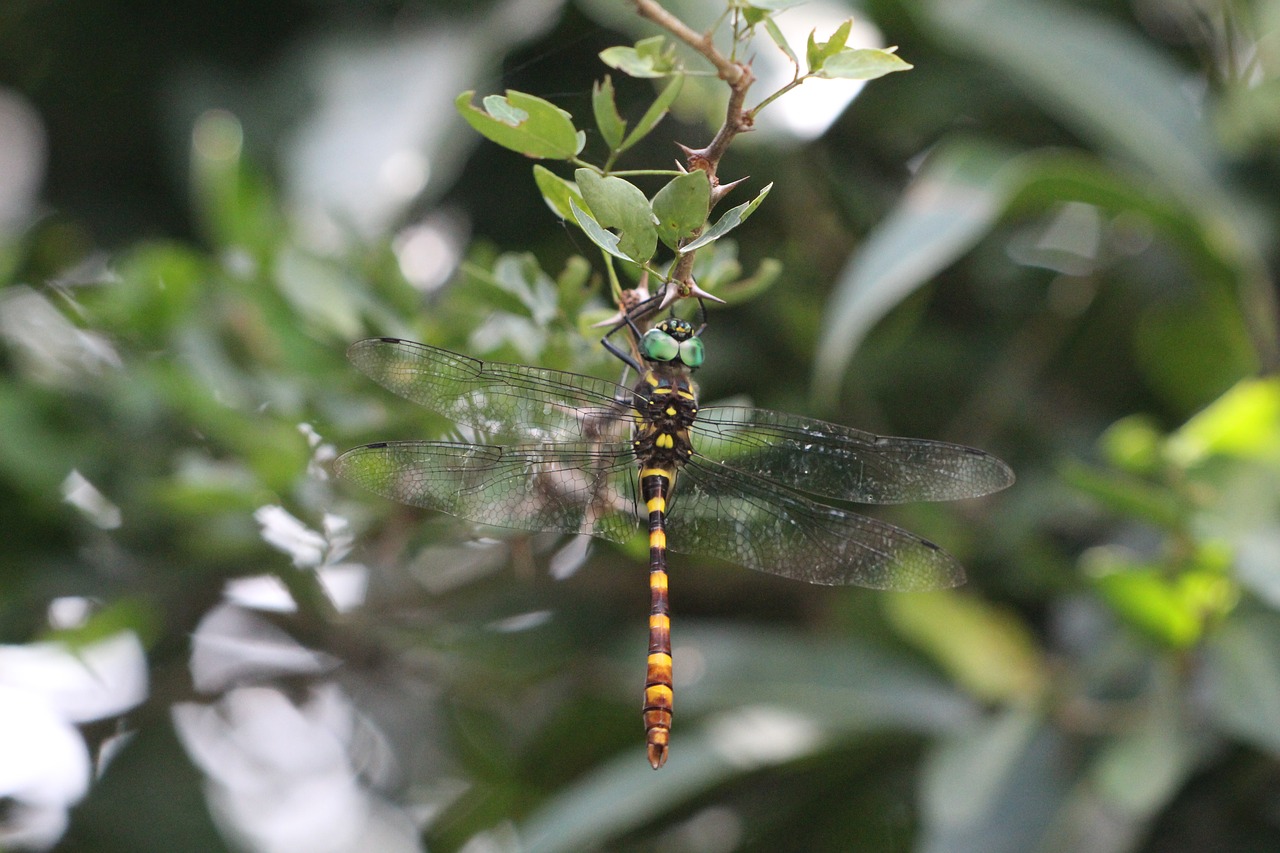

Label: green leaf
[591,76,626,150]
[718,257,782,303]
[532,165,583,221]
[920,708,1066,850]
[1058,460,1185,530]
[1203,614,1280,753]
[679,182,771,253]
[1216,77,1280,153]
[574,169,657,263]
[190,109,281,252]
[619,77,683,154]
[1166,377,1280,467]
[599,35,676,79]
[462,253,547,319]
[916,0,1224,207]
[917,0,1280,369]
[635,34,671,63]
[490,252,559,323]
[813,138,1019,398]
[762,16,798,68]
[1084,546,1235,648]
[1099,415,1164,475]
[46,597,161,649]
[555,255,593,315]
[1134,301,1258,414]
[805,20,851,72]
[815,47,912,80]
[569,197,638,263]
[922,707,1042,827]
[455,90,585,160]
[274,247,363,340]
[883,589,1048,703]
[745,0,805,11]
[1236,530,1280,609]
[651,170,710,250]
[481,93,524,125]
[686,238,781,304]
[1089,670,1200,818]
[673,622,973,728]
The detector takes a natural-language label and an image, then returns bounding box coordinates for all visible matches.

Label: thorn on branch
[710,176,748,205]
[676,142,712,174]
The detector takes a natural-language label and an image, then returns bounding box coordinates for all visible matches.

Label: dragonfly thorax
[631,367,698,469]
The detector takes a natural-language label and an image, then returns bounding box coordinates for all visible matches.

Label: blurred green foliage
[2,0,1280,852]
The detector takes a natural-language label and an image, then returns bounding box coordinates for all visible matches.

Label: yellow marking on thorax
[656,434,674,449]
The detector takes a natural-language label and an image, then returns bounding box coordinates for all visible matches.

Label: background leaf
[619,77,683,154]
[814,138,1017,398]
[919,709,1066,853]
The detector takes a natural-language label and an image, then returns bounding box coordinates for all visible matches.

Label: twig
[631,0,743,84]
[629,0,758,290]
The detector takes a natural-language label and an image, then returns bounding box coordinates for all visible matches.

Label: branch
[630,0,743,84]
[629,0,758,298]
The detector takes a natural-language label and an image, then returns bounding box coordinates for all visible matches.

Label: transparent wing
[333,440,642,544]
[347,338,632,443]
[334,440,964,590]
[692,406,1015,504]
[664,457,965,591]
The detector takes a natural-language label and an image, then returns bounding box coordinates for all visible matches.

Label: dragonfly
[333,318,1013,768]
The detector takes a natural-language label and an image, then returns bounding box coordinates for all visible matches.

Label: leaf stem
[748,75,810,121]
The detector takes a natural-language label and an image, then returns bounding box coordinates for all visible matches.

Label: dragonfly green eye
[679,337,705,367]
[641,329,680,362]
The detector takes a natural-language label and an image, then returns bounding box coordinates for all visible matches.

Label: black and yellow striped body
[632,367,698,769]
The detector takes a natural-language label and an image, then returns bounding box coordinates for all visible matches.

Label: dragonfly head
[639,318,705,369]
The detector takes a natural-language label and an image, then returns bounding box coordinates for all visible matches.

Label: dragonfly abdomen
[641,467,675,769]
